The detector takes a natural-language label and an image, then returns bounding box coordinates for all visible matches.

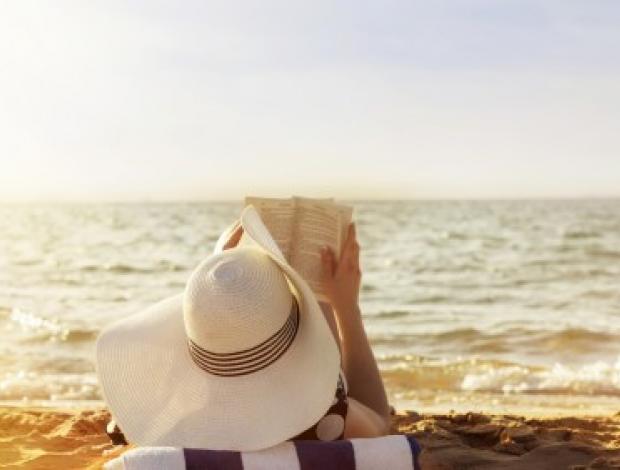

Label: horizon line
[1,195,620,205]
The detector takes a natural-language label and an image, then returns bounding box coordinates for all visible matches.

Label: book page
[244,197,295,261]
[290,198,352,299]
[243,195,354,300]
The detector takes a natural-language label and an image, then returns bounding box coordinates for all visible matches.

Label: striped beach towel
[105,434,422,470]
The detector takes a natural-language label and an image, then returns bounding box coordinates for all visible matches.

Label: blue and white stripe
[105,435,422,470]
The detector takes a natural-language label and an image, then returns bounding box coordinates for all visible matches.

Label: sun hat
[95,205,341,451]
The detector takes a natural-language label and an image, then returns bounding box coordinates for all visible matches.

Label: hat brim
[96,206,341,451]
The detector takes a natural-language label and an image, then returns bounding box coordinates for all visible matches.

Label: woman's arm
[321,223,391,428]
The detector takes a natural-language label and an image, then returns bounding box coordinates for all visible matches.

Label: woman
[221,219,391,440]
[97,205,390,451]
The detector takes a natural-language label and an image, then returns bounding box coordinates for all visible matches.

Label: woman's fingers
[323,223,361,284]
[341,223,360,269]
[339,224,354,262]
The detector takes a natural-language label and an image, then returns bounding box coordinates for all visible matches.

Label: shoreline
[5,399,619,419]
[1,406,619,469]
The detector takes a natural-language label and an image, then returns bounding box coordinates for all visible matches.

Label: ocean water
[1,200,619,416]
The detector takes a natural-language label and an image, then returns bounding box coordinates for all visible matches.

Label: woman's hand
[320,223,361,316]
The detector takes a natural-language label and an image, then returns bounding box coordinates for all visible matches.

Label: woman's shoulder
[344,397,391,438]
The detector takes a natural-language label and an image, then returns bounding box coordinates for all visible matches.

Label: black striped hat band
[188,296,300,377]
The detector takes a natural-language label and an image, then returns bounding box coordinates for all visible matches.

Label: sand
[397,411,620,470]
[0,407,121,470]
[1,407,619,469]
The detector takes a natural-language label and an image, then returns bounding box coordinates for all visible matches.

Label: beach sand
[1,407,619,469]
[398,411,620,470]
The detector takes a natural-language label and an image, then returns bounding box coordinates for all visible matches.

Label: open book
[243,196,353,301]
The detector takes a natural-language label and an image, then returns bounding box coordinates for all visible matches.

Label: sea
[1,200,619,416]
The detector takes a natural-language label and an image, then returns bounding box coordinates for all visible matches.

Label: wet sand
[1,406,619,469]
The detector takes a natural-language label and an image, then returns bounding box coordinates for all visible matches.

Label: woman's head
[184,247,295,361]
[183,247,304,380]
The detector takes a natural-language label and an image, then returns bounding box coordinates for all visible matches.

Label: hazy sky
[1,1,619,201]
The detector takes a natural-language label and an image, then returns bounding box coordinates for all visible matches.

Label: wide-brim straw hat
[96,205,341,451]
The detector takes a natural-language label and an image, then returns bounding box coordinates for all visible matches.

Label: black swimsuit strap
[290,373,349,442]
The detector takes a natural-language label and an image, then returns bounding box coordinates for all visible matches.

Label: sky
[1,0,619,201]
